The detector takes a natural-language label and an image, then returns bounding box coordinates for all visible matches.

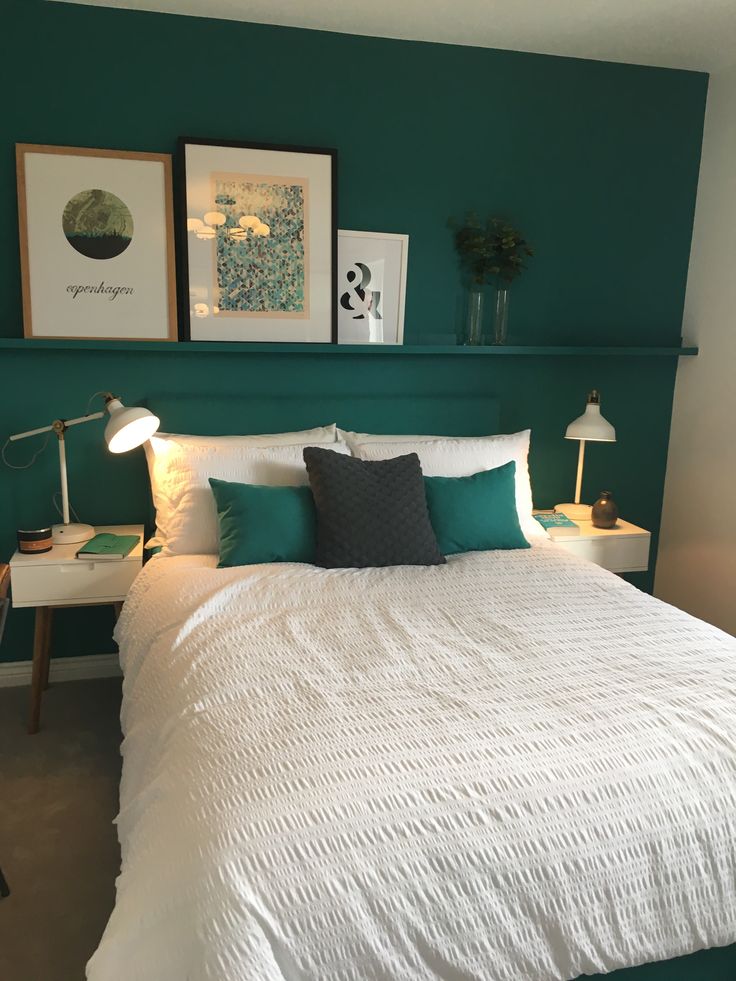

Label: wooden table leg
[41,606,53,691]
[28,607,52,735]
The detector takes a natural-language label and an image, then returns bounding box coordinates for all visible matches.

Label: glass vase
[465,288,485,346]
[493,287,510,345]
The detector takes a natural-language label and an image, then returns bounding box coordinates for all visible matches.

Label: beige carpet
[0,678,122,981]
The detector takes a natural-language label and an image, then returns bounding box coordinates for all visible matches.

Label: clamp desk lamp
[7,393,159,545]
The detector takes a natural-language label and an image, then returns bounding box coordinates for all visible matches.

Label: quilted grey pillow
[303,447,445,569]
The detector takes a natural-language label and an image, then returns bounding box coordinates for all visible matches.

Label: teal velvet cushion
[209,477,316,567]
[424,461,531,555]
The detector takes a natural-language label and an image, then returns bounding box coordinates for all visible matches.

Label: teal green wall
[3,0,707,346]
[0,0,708,662]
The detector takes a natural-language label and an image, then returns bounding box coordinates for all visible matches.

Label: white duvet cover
[88,542,736,981]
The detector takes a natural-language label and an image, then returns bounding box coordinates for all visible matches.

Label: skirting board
[0,653,121,688]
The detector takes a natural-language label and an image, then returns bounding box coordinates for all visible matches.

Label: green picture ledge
[0,338,699,357]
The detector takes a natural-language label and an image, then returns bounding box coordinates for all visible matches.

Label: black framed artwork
[178,138,337,343]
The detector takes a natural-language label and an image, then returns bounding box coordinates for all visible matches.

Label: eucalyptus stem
[449,213,534,288]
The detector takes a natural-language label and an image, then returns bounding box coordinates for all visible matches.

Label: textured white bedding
[88,542,736,981]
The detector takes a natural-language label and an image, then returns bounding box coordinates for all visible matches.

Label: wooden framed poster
[16,144,177,341]
[179,138,337,343]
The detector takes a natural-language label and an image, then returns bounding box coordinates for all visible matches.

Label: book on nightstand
[76,533,140,560]
[533,512,580,536]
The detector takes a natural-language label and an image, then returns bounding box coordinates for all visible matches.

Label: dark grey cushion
[303,447,446,569]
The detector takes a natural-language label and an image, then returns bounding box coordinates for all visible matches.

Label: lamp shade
[565,391,616,443]
[104,398,160,453]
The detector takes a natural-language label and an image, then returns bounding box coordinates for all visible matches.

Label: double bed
[87,536,736,979]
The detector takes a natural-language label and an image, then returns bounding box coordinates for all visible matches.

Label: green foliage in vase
[449,213,534,287]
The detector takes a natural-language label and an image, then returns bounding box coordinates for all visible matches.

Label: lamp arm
[8,422,53,442]
[58,411,105,430]
[57,431,69,525]
[574,439,586,505]
[9,411,104,443]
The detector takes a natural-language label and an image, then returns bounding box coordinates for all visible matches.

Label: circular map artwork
[62,189,133,259]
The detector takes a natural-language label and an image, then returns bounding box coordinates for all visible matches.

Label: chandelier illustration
[187,212,270,241]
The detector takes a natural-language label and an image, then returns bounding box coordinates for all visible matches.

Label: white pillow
[145,426,341,554]
[346,430,541,539]
[153,424,338,454]
[340,428,509,448]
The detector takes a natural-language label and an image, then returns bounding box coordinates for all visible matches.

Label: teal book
[76,533,140,560]
[533,512,580,535]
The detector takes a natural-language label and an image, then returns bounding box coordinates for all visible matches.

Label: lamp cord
[1,433,51,470]
[85,391,110,415]
[3,437,82,524]
[2,391,108,524]
[2,391,109,471]
[52,491,80,524]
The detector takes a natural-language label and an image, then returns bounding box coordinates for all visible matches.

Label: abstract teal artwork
[181,139,335,342]
[213,175,307,316]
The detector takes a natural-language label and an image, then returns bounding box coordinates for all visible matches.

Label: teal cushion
[424,462,531,555]
[209,477,316,567]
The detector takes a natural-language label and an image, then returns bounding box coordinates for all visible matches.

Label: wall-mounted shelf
[0,338,699,357]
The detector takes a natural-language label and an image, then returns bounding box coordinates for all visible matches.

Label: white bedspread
[88,542,736,981]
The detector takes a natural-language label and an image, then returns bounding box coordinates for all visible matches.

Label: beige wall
[655,63,736,635]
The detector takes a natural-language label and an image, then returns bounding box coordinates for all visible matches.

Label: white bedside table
[9,524,144,734]
[541,518,650,574]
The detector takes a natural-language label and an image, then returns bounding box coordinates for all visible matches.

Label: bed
[87,536,736,980]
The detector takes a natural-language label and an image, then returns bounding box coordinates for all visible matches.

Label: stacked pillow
[144,425,537,567]
[423,462,530,556]
[209,479,318,566]
[302,447,446,568]
[144,424,344,555]
[338,428,539,541]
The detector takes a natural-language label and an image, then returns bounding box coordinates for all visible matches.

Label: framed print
[337,230,408,345]
[16,144,177,341]
[179,138,337,343]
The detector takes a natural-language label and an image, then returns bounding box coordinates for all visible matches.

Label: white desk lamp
[7,393,159,545]
[555,390,616,521]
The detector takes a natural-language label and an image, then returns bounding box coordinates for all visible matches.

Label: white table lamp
[555,390,616,521]
[7,392,159,545]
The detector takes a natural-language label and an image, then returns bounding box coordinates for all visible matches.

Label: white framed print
[337,230,408,345]
[16,144,177,341]
[179,138,337,343]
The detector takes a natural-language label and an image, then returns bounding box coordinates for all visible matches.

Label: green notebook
[76,533,140,560]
